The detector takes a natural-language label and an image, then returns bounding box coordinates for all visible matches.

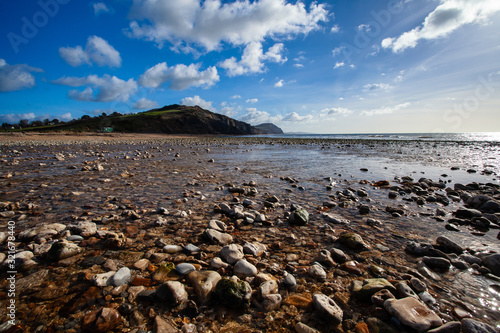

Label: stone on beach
[214,278,252,309]
[384,297,442,332]
[233,259,258,278]
[220,244,244,264]
[313,293,343,325]
[187,270,221,304]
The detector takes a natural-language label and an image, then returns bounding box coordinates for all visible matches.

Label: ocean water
[251,132,500,142]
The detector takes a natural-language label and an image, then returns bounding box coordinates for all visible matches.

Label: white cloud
[332,46,344,56]
[139,62,219,90]
[0,112,36,124]
[127,0,328,51]
[382,0,500,53]
[0,59,43,92]
[282,112,313,122]
[59,36,121,67]
[53,74,138,102]
[181,95,215,111]
[246,98,258,103]
[0,112,73,124]
[320,107,353,116]
[331,24,340,33]
[239,107,282,125]
[362,83,393,92]
[133,98,158,110]
[219,42,287,77]
[93,2,110,16]
[274,79,284,87]
[357,24,371,32]
[293,63,304,68]
[219,104,240,117]
[230,95,241,99]
[361,102,411,116]
[58,112,73,121]
[333,61,345,69]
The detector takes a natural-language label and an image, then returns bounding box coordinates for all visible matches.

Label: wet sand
[0,135,499,332]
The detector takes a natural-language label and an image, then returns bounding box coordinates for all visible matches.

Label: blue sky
[1,0,499,133]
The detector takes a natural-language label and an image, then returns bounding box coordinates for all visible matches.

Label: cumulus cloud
[231,95,241,99]
[239,107,282,125]
[127,0,328,51]
[333,61,345,69]
[362,83,393,92]
[133,98,158,110]
[0,112,73,124]
[181,95,215,111]
[282,112,313,122]
[53,74,138,102]
[219,42,287,77]
[246,98,258,103]
[382,0,500,53]
[59,36,122,67]
[0,59,43,92]
[361,102,411,116]
[320,107,353,116]
[331,24,340,33]
[274,79,284,87]
[139,62,219,90]
[93,2,110,16]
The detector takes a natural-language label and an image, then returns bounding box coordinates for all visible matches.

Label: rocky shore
[0,136,499,332]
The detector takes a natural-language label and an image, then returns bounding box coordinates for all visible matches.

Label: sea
[250,132,500,142]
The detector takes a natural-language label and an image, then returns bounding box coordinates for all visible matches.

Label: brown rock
[81,307,122,332]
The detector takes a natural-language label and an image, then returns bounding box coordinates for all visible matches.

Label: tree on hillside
[19,119,29,128]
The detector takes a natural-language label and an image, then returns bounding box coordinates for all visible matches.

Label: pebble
[371,289,396,306]
[396,281,418,299]
[422,256,451,270]
[233,259,258,278]
[289,208,309,226]
[482,254,500,276]
[259,280,278,298]
[111,267,131,286]
[354,278,396,299]
[176,263,196,275]
[435,236,463,254]
[243,242,266,256]
[47,241,81,261]
[155,281,188,305]
[461,318,497,333]
[220,244,244,264]
[313,293,343,325]
[338,232,369,250]
[183,244,200,254]
[283,272,297,289]
[322,212,350,224]
[384,297,443,332]
[163,245,183,254]
[204,228,233,245]
[187,270,221,304]
[308,264,327,280]
[81,307,122,332]
[214,278,252,309]
[295,322,320,333]
[92,271,116,287]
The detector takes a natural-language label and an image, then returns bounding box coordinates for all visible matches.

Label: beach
[0,133,499,332]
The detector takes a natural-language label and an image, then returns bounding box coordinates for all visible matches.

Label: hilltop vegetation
[2,105,283,135]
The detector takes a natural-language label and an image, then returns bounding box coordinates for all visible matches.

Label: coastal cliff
[22,105,283,135]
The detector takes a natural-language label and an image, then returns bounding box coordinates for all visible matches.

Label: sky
[0,0,499,134]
